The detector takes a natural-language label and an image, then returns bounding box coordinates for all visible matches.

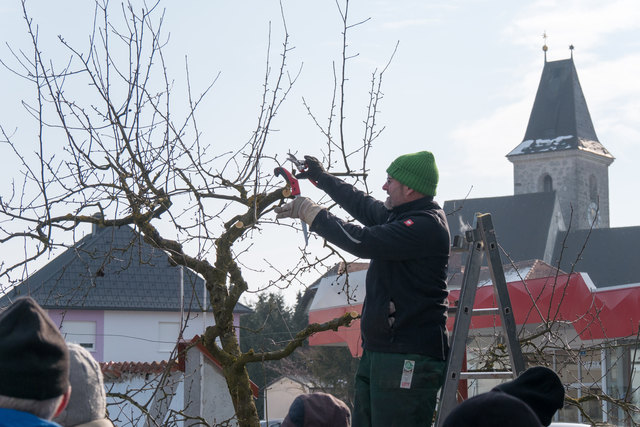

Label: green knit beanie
[386,151,439,196]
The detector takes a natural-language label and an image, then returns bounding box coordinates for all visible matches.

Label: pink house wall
[47,309,105,362]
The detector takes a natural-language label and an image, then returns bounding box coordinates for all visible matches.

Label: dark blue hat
[492,366,565,426]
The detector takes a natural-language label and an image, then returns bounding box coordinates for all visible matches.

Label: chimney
[91,212,104,235]
[449,251,463,275]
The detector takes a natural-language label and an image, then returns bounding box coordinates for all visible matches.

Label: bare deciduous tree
[0,0,393,425]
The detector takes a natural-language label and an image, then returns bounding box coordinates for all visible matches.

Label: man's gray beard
[384,197,393,210]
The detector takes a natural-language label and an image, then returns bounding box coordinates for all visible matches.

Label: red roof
[448,273,640,340]
[100,337,260,399]
[309,272,640,356]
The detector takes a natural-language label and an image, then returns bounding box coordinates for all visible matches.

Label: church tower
[507,47,614,230]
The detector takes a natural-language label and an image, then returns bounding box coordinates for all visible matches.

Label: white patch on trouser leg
[400,360,415,389]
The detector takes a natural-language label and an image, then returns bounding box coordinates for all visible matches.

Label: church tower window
[542,174,553,192]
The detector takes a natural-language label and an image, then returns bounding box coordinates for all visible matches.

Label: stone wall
[510,150,611,230]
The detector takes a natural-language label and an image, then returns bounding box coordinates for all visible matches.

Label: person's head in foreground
[0,296,71,424]
[282,392,351,427]
[53,343,113,427]
[442,391,542,427]
[443,366,565,427]
[492,366,565,426]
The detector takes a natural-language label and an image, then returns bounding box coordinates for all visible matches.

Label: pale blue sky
[0,1,638,301]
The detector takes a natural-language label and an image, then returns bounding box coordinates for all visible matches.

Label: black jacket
[310,173,450,359]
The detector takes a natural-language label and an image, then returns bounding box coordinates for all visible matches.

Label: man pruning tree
[275,151,450,426]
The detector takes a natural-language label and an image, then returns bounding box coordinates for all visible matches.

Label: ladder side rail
[477,214,526,376]
[435,237,484,427]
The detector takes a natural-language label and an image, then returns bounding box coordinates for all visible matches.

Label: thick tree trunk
[223,362,261,427]
[203,296,261,427]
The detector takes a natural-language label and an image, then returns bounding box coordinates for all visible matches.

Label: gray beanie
[53,343,109,427]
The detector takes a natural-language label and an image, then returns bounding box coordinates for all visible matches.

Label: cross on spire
[542,31,548,62]
[542,30,549,62]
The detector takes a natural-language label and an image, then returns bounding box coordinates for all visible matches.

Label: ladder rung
[447,307,500,316]
[472,307,499,316]
[459,371,515,380]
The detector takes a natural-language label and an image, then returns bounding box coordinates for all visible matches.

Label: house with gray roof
[0,224,251,363]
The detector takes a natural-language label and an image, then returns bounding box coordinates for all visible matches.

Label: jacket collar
[390,196,437,214]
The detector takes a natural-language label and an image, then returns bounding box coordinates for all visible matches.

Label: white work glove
[274,197,323,226]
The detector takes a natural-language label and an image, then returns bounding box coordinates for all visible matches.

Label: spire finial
[569,44,574,59]
[542,31,548,62]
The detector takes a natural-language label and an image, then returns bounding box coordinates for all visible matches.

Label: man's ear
[403,185,423,200]
[53,386,72,418]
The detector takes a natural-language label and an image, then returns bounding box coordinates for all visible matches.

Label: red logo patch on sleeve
[403,219,414,227]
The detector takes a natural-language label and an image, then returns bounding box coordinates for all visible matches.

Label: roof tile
[0,225,251,314]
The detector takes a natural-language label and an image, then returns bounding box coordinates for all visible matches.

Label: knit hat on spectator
[282,392,351,427]
[54,343,112,427]
[386,151,439,196]
[442,391,542,427]
[492,366,565,426]
[0,296,70,400]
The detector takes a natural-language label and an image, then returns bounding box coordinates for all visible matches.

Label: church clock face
[587,201,599,227]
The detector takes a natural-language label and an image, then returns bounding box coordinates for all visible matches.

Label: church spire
[507,51,612,159]
[507,48,614,230]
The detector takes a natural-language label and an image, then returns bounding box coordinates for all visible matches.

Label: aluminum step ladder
[435,213,526,426]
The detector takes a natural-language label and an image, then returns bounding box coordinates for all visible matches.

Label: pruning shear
[274,163,309,247]
[287,152,318,187]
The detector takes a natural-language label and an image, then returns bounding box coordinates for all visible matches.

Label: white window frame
[60,320,97,351]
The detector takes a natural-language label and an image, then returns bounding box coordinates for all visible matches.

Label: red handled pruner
[274,165,309,247]
[274,166,300,197]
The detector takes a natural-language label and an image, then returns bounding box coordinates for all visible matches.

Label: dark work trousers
[353,349,446,427]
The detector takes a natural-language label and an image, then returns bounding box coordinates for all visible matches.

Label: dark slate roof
[552,226,640,288]
[443,192,557,263]
[507,58,612,159]
[0,225,252,314]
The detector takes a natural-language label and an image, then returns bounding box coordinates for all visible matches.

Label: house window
[542,174,553,192]
[158,321,179,352]
[60,320,97,351]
